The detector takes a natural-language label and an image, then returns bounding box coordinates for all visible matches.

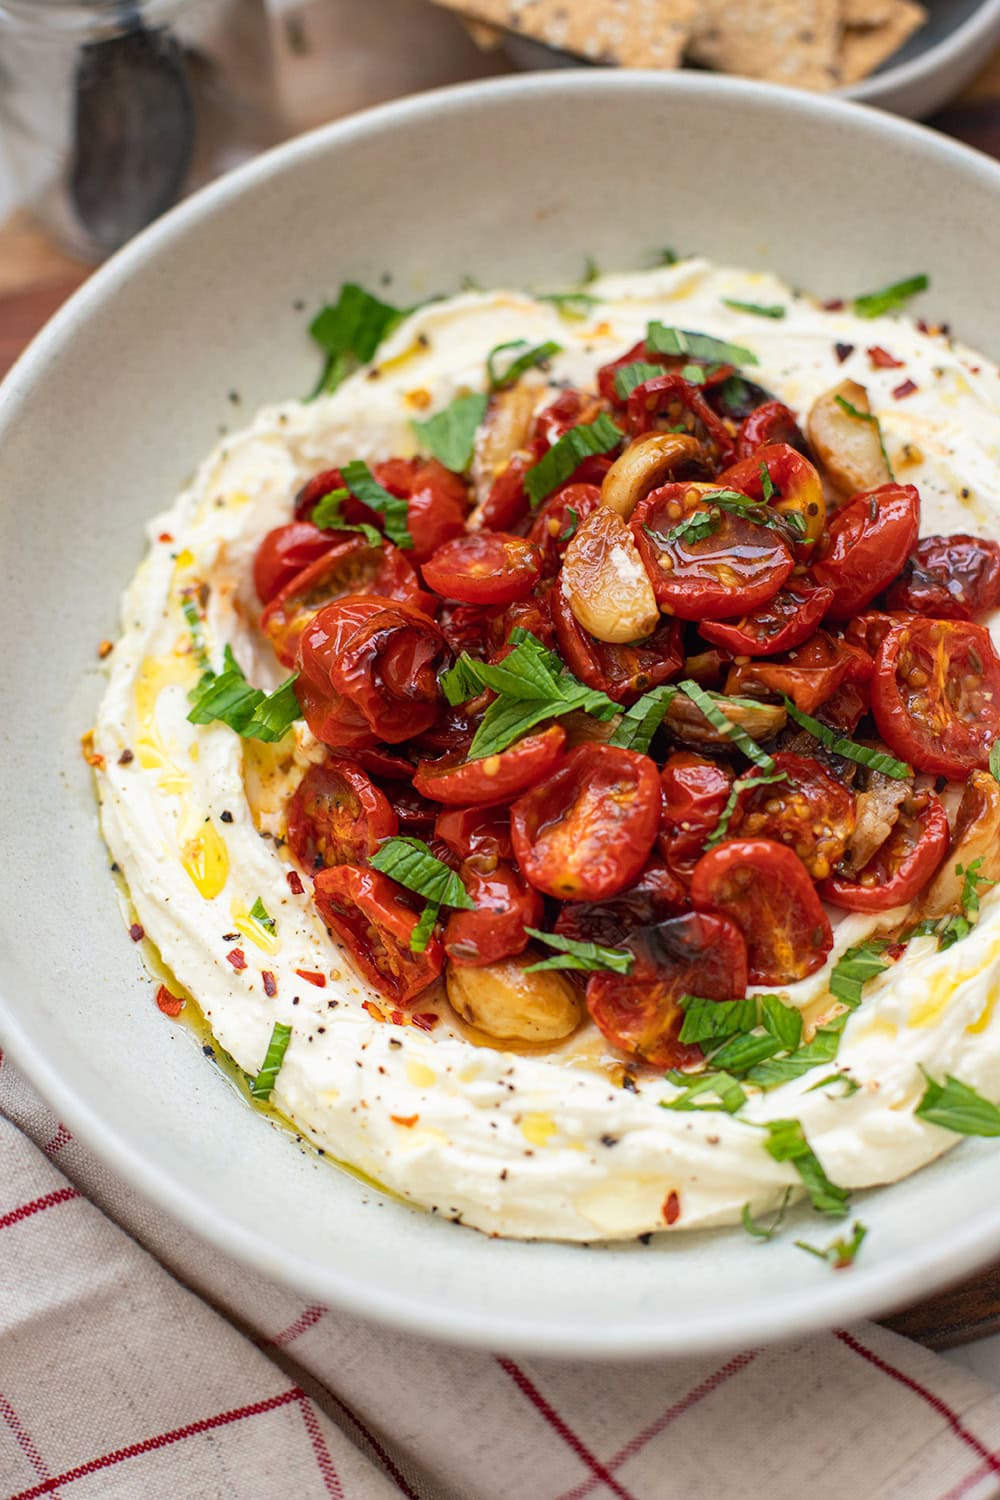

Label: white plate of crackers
[435,0,1000,119]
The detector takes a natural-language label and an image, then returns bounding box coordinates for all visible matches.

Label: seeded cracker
[687,0,841,91]
[428,0,697,68]
[840,0,927,85]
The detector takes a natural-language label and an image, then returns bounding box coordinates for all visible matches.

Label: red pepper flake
[363,1000,386,1023]
[892,378,919,399]
[295,968,326,987]
[155,984,185,1018]
[286,870,305,896]
[118,748,134,766]
[663,1190,681,1226]
[97,638,114,659]
[158,531,174,543]
[886,942,908,962]
[390,1009,405,1026]
[834,341,854,364]
[823,297,845,311]
[390,1113,419,1128]
[262,970,278,997]
[867,344,903,369]
[129,923,145,943]
[411,1012,439,1032]
[227,947,247,971]
[80,730,105,770]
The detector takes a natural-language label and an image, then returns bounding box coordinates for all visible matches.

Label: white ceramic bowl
[503,0,1000,120]
[4,73,1000,1359]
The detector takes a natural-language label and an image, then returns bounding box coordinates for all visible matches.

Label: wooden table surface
[5,27,1000,1351]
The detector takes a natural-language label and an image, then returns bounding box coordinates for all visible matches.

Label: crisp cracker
[429,0,697,68]
[687,0,842,91]
[840,0,927,84]
[842,0,895,27]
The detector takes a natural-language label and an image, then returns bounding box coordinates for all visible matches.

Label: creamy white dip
[93,260,1000,1240]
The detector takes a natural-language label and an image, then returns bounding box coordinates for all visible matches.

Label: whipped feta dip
[93,260,1000,1240]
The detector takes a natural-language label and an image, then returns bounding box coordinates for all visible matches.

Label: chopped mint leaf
[370,837,474,910]
[781,696,911,779]
[524,928,633,975]
[723,299,786,320]
[309,283,406,398]
[761,1118,850,1217]
[249,897,276,932]
[487,339,562,391]
[795,1220,867,1268]
[853,274,929,320]
[741,1187,793,1241]
[915,1069,1000,1137]
[646,323,758,368]
[411,392,488,474]
[249,1021,293,1101]
[524,413,622,508]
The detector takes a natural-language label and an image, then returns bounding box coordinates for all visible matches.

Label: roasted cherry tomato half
[632,482,793,622]
[586,912,748,1070]
[872,617,1000,779]
[438,601,492,659]
[443,862,543,967]
[400,460,469,564]
[511,744,661,901]
[528,483,603,575]
[261,537,429,667]
[488,587,558,657]
[408,704,480,761]
[698,579,834,658]
[730,753,856,881]
[294,467,347,522]
[312,864,442,1006]
[690,838,833,985]
[736,402,809,460]
[820,793,949,912]
[725,630,872,715]
[297,596,449,750]
[551,587,683,705]
[253,521,339,606]
[422,532,543,606]
[627,373,736,469]
[533,389,606,449]
[388,784,439,837]
[841,609,905,661]
[554,857,686,949]
[597,338,651,405]
[434,805,514,864]
[718,442,826,555]
[811,483,920,624]
[413,726,567,807]
[884,534,1000,622]
[478,455,531,533]
[287,760,397,873]
[657,752,734,881]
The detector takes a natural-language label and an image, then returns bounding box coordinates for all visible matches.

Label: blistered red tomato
[658,752,733,881]
[528,483,603,575]
[261,537,429,666]
[423,532,542,605]
[698,579,834,657]
[253,522,338,605]
[511,745,661,901]
[718,443,826,555]
[812,483,920,623]
[820,794,949,912]
[736,402,808,460]
[413,726,567,807]
[312,865,442,1005]
[872,617,1000,779]
[731,753,856,881]
[434,806,513,864]
[443,863,542,967]
[725,630,872,715]
[287,760,397,873]
[478,456,531,532]
[885,534,1000,621]
[627,373,736,468]
[632,483,793,622]
[297,596,448,750]
[690,838,833,985]
[551,588,683,705]
[403,461,470,563]
[586,912,748,1069]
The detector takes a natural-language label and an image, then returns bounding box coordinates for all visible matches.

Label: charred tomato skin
[689,837,833,985]
[884,534,1000,622]
[554,857,686,949]
[730,752,856,882]
[511,744,661,901]
[586,912,749,1069]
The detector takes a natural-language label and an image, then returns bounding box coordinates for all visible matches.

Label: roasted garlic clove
[446,953,583,1043]
[560,507,660,644]
[807,379,891,496]
[600,431,703,519]
[920,771,1000,919]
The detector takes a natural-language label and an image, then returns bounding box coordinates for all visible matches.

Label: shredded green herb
[411,392,488,474]
[310,488,383,546]
[487,339,562,390]
[829,940,894,1010]
[741,1187,793,1241]
[780,696,911,779]
[834,393,894,480]
[523,928,633,975]
[723,299,786,320]
[249,1022,293,1101]
[795,1220,867,1268]
[308,283,407,397]
[340,459,413,549]
[187,645,301,744]
[608,686,678,754]
[249,897,276,933]
[915,1069,1000,1136]
[761,1118,850,1217]
[524,413,622,508]
[646,323,759,367]
[853,273,929,320]
[370,837,475,911]
[677,680,777,772]
[613,360,666,401]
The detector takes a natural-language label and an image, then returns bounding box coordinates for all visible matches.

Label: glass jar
[0,0,282,259]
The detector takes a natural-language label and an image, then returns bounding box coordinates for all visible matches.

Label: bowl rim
[842,0,1000,104]
[6,69,1000,1358]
